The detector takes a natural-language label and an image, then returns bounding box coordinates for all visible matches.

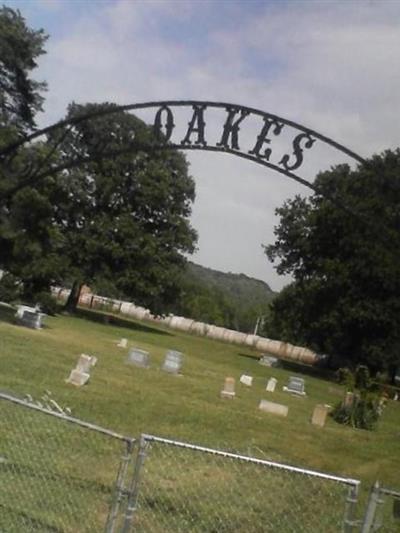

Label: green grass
[1,305,399,530]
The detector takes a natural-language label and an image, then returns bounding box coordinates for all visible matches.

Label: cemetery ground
[0,303,399,530]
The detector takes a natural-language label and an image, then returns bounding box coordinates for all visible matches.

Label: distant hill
[172,262,276,333]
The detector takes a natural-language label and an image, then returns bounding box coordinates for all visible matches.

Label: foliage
[34,290,58,315]
[265,150,400,378]
[332,365,383,430]
[172,262,275,332]
[0,271,21,302]
[50,102,197,314]
[331,393,382,431]
[0,5,47,136]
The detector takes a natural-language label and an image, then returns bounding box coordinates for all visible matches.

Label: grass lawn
[0,304,398,490]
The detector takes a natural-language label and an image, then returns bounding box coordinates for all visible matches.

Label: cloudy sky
[6,0,400,290]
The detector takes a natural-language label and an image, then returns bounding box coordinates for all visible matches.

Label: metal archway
[0,100,366,197]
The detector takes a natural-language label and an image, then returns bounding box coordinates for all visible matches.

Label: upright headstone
[343,391,355,408]
[15,305,45,329]
[220,377,236,399]
[162,350,183,374]
[76,354,93,374]
[266,377,277,392]
[117,338,128,348]
[311,404,328,427]
[283,376,306,396]
[258,399,288,417]
[240,374,253,387]
[127,348,150,368]
[66,369,90,387]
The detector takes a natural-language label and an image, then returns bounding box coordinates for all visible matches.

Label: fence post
[343,483,360,532]
[361,481,382,533]
[121,435,149,533]
[105,439,135,533]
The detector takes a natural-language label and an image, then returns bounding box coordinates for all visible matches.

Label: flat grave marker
[259,399,288,417]
[240,374,253,387]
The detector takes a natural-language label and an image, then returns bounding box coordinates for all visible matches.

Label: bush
[332,365,384,430]
[34,291,59,315]
[0,273,22,303]
[331,393,382,430]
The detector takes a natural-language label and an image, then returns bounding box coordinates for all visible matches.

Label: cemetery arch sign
[2,100,366,195]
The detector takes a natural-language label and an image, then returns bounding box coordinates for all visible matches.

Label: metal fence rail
[3,392,399,532]
[131,434,360,532]
[361,483,400,532]
[0,392,135,533]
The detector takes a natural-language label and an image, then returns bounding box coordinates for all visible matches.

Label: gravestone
[240,374,253,387]
[220,377,236,399]
[75,354,97,373]
[127,348,150,368]
[117,338,128,348]
[162,350,183,374]
[76,354,93,374]
[15,305,45,329]
[66,369,90,387]
[266,377,277,392]
[259,355,279,367]
[283,376,306,396]
[343,391,354,407]
[258,400,288,417]
[311,404,328,427]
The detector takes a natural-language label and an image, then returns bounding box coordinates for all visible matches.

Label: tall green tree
[0,5,47,137]
[265,150,400,378]
[51,102,197,313]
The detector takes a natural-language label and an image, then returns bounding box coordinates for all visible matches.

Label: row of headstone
[126,347,183,375]
[66,354,97,387]
[236,374,306,395]
[220,376,330,425]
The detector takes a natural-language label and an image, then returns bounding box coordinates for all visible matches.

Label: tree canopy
[0,8,197,313]
[265,150,400,378]
[0,6,47,136]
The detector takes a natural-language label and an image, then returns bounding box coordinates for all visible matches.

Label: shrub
[332,365,384,430]
[34,291,59,315]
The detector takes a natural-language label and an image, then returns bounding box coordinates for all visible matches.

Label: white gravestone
[240,374,253,387]
[283,376,306,396]
[117,338,128,348]
[66,369,90,387]
[259,400,288,417]
[162,350,183,374]
[266,377,277,392]
[220,377,236,399]
[127,348,150,368]
[311,404,329,427]
[259,355,279,367]
[76,354,93,374]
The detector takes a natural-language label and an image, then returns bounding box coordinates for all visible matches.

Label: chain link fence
[361,483,400,532]
[0,392,135,533]
[130,434,360,532]
[3,392,400,532]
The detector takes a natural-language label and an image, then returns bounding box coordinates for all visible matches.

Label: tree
[265,150,400,379]
[50,102,197,314]
[0,6,47,137]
